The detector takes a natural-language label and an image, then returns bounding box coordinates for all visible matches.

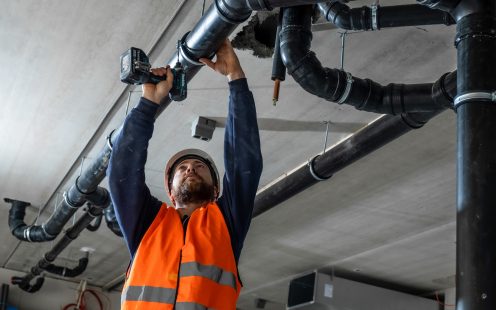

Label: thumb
[199,58,215,70]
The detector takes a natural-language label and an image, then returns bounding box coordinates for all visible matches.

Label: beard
[171,175,216,205]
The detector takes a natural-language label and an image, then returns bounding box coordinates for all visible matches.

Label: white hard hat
[164,148,220,199]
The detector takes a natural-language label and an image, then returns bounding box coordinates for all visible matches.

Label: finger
[166,67,174,85]
[199,58,215,69]
[150,67,166,76]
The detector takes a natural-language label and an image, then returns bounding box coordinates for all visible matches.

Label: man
[108,39,263,309]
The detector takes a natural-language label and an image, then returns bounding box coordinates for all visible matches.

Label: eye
[196,163,206,169]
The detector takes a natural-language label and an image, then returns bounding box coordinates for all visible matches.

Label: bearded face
[171,173,216,205]
[169,159,217,206]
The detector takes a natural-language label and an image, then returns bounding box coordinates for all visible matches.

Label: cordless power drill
[120,47,187,101]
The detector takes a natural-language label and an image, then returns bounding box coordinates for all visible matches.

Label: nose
[186,163,196,173]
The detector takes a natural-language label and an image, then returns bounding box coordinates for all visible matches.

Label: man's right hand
[142,66,174,105]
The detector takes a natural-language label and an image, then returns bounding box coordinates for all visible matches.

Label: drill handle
[145,71,167,84]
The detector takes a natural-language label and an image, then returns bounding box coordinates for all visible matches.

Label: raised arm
[108,67,173,256]
[201,40,263,261]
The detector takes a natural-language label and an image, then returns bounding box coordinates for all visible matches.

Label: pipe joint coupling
[215,0,251,24]
[180,32,209,67]
[370,4,379,30]
[308,155,332,181]
[41,224,57,240]
[246,0,272,11]
[106,129,115,151]
[337,72,354,104]
[63,191,84,209]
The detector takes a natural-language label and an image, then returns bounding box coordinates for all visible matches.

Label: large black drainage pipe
[279,5,454,115]
[317,2,454,31]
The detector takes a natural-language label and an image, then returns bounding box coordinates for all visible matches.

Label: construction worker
[108,39,263,309]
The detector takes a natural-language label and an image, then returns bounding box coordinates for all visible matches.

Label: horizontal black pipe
[44,254,89,278]
[6,185,110,242]
[247,0,325,11]
[253,112,444,217]
[279,5,455,114]
[318,2,454,31]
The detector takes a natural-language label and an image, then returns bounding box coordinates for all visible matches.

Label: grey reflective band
[123,285,176,304]
[454,91,496,108]
[371,4,378,30]
[180,261,237,290]
[176,302,210,310]
[337,72,354,104]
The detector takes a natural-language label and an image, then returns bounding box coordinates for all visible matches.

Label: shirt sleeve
[217,78,263,262]
[108,97,163,257]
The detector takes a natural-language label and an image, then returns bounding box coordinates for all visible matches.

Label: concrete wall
[0,268,121,310]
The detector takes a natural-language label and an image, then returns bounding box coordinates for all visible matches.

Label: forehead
[175,158,205,167]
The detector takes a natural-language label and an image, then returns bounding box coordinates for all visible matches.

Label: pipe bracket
[454,91,496,108]
[106,130,114,151]
[63,192,81,209]
[337,72,354,104]
[24,226,33,242]
[180,32,206,67]
[371,4,379,30]
[308,155,332,181]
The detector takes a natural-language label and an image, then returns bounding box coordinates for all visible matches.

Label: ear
[214,186,219,199]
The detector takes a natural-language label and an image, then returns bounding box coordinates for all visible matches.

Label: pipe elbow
[318,2,352,30]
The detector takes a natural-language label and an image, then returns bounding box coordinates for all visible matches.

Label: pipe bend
[280,6,346,102]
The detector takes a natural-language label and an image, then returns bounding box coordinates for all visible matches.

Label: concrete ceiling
[0,0,457,309]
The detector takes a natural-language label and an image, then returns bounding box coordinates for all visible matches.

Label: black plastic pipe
[11,189,109,293]
[247,0,325,11]
[44,253,89,278]
[254,112,447,217]
[104,204,123,237]
[0,284,8,310]
[5,184,110,242]
[279,5,454,114]
[318,2,454,31]
[454,5,496,310]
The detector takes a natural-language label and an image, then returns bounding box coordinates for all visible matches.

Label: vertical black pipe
[455,5,496,310]
[0,284,8,310]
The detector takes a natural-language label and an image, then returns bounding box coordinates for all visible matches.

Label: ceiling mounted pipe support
[454,3,496,309]
[317,2,455,31]
[279,5,454,114]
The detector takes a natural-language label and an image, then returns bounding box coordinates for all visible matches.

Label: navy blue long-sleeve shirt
[108,78,262,263]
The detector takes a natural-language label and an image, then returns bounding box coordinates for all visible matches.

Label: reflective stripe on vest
[123,285,175,304]
[175,302,210,310]
[123,261,237,304]
[179,261,237,290]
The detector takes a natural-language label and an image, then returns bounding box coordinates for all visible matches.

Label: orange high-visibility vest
[121,202,241,310]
